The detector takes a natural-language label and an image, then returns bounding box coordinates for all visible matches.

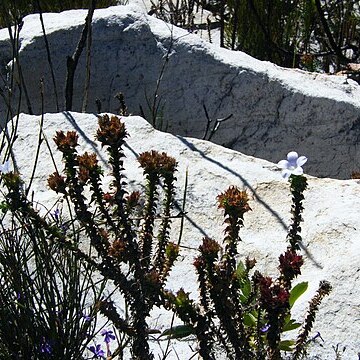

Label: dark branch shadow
[173,200,210,239]
[125,142,210,239]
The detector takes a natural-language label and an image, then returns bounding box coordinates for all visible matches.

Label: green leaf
[160,325,194,339]
[236,260,246,279]
[240,278,251,302]
[243,312,257,327]
[279,339,295,352]
[0,201,9,213]
[282,318,301,332]
[289,282,308,308]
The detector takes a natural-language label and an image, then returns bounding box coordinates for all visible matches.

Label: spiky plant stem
[87,162,117,231]
[154,174,175,275]
[217,186,252,356]
[293,281,332,360]
[164,289,215,360]
[140,172,158,270]
[287,175,308,251]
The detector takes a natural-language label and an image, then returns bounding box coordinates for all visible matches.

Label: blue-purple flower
[101,329,115,344]
[53,208,60,222]
[39,338,52,355]
[82,312,92,322]
[277,151,307,179]
[88,344,105,358]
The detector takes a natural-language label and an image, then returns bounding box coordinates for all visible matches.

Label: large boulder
[0,5,360,179]
[5,111,360,359]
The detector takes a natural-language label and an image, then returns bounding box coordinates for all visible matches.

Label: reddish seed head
[78,152,99,184]
[103,192,114,203]
[245,257,257,271]
[217,186,251,216]
[138,150,177,177]
[278,249,303,279]
[53,131,78,152]
[96,114,127,146]
[199,237,221,258]
[145,270,161,287]
[47,172,66,193]
[193,257,205,269]
[78,152,98,170]
[258,275,290,311]
[109,238,127,259]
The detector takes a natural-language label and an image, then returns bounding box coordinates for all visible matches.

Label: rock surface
[4,111,360,359]
[0,6,360,178]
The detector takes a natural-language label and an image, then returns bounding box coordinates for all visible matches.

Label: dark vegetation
[151,0,360,73]
[0,0,117,28]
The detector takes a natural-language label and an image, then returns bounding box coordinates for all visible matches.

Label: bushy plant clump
[0,168,106,358]
[47,114,182,359]
[224,0,360,72]
[148,0,360,72]
[164,175,331,360]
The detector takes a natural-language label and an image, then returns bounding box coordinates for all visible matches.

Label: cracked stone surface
[5,111,360,359]
[0,5,360,178]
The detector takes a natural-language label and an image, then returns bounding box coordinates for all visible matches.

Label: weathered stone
[0,5,359,179]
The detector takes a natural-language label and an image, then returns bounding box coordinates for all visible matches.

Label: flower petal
[281,169,292,179]
[277,160,289,169]
[292,167,304,175]
[296,156,307,167]
[287,152,298,167]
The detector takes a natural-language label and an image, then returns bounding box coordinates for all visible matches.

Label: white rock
[4,111,360,359]
[1,6,360,179]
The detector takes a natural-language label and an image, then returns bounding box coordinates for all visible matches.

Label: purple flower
[310,331,323,342]
[277,151,307,179]
[82,312,92,322]
[39,338,52,354]
[53,208,60,222]
[101,329,115,344]
[88,344,105,358]
[260,324,271,333]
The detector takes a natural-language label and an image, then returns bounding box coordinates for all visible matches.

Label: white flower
[0,160,11,174]
[277,151,307,179]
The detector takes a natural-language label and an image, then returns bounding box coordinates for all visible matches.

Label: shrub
[164,163,331,359]
[46,114,180,359]
[0,172,106,359]
[223,0,360,71]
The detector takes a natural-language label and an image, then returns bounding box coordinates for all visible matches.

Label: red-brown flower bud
[138,150,177,178]
[96,114,127,147]
[278,249,303,279]
[217,186,251,217]
[47,172,66,193]
[199,237,220,261]
[53,131,78,152]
